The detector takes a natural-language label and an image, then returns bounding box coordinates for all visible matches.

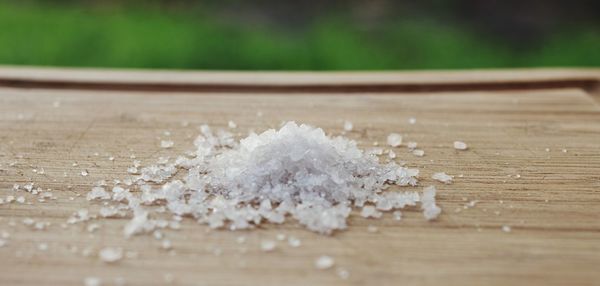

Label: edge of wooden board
[0,65,599,94]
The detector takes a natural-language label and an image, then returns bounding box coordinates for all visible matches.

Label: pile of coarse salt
[87,121,441,236]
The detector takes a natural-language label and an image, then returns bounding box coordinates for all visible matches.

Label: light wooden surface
[1,68,600,286]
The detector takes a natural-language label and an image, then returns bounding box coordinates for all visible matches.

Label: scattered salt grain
[81,170,89,177]
[160,140,174,149]
[421,186,441,220]
[412,149,425,157]
[87,187,110,201]
[84,277,101,286]
[161,239,172,250]
[0,239,6,248]
[408,117,417,124]
[388,150,396,159]
[260,240,276,252]
[87,223,100,233]
[392,211,402,221]
[287,236,301,248]
[407,142,417,150]
[315,255,335,270]
[360,206,382,218]
[387,133,403,147]
[336,267,350,279]
[38,243,48,251]
[367,225,378,233]
[99,247,123,263]
[432,172,453,184]
[453,141,468,150]
[228,120,237,129]
[343,120,353,131]
[22,218,35,226]
[502,225,512,233]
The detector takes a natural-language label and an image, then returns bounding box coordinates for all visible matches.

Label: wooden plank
[0,66,599,93]
[1,86,599,286]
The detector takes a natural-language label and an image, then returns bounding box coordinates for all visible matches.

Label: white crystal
[432,172,453,184]
[315,255,335,269]
[287,236,302,248]
[407,142,418,150]
[454,141,468,150]
[89,122,436,237]
[260,240,276,252]
[360,206,382,218]
[160,140,174,149]
[84,277,101,286]
[387,133,402,147]
[87,187,110,201]
[421,186,441,220]
[99,247,123,263]
[343,121,353,131]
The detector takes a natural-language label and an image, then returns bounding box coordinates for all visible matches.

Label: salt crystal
[161,140,174,149]
[408,117,416,124]
[392,211,402,221]
[360,206,382,218]
[99,247,123,263]
[315,255,335,269]
[421,186,441,220]
[387,133,402,147]
[432,172,453,184]
[407,142,417,150]
[336,267,350,279]
[388,150,396,159]
[412,149,425,157]
[16,196,25,204]
[87,223,100,233]
[91,122,432,236]
[454,141,468,150]
[343,121,353,131]
[87,187,110,201]
[260,240,276,252]
[38,243,48,251]
[287,236,301,248]
[228,120,237,129]
[81,170,89,176]
[502,225,511,233]
[161,239,172,250]
[84,277,101,286]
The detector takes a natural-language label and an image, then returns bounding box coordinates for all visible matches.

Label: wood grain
[0,69,600,286]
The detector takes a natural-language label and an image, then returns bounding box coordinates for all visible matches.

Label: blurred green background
[1,0,599,70]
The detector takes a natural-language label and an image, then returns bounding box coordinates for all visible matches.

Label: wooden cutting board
[0,67,599,286]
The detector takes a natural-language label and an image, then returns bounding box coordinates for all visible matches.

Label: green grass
[0,2,598,70]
